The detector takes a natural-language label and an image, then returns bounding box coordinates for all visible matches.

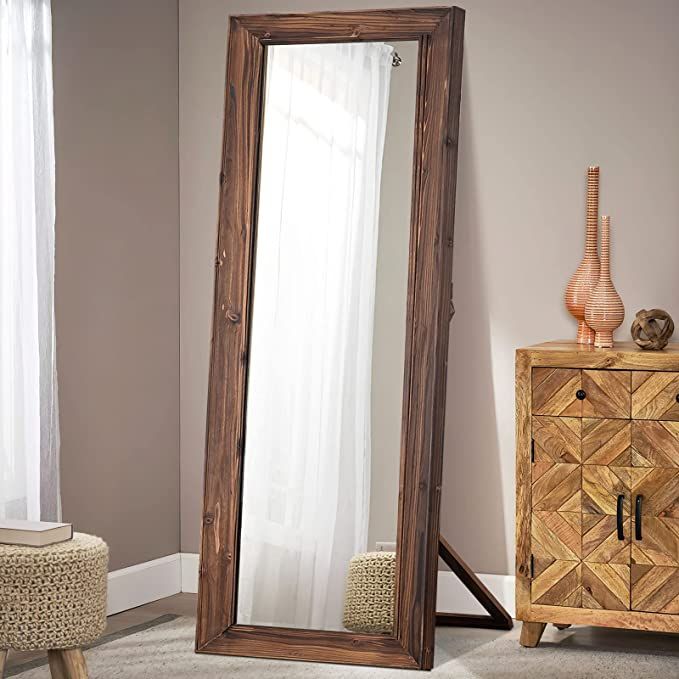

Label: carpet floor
[10,616,679,678]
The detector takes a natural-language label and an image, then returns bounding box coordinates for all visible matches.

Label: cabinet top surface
[516,340,679,371]
[519,340,679,355]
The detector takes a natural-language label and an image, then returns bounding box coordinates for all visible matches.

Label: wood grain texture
[197,7,466,670]
[516,341,679,639]
[532,368,581,417]
[632,517,679,566]
[199,626,418,669]
[398,7,465,667]
[519,621,546,648]
[632,421,679,468]
[631,466,679,568]
[632,467,679,519]
[237,8,450,42]
[518,341,679,372]
[196,15,265,651]
[436,536,513,630]
[582,465,637,516]
[632,371,679,421]
[533,416,581,464]
[581,370,631,419]
[582,514,630,564]
[532,463,581,513]
[631,565,679,614]
[515,351,533,618]
[631,308,675,351]
[525,603,679,632]
[532,511,581,562]
[581,563,630,611]
[531,560,581,607]
[47,649,88,679]
[582,418,631,466]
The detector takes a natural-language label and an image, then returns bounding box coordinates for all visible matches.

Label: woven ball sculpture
[343,551,395,634]
[631,309,675,351]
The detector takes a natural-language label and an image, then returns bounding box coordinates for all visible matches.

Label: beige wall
[176,0,679,576]
[53,0,180,570]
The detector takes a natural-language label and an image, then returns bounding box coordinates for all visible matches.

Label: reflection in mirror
[237,40,418,632]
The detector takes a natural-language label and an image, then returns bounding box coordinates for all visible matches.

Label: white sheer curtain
[0,0,60,521]
[237,42,393,631]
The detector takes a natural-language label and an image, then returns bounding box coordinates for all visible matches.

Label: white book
[0,520,73,547]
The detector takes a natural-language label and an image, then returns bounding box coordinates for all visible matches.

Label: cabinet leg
[554,624,571,630]
[0,649,7,679]
[519,621,546,648]
[48,648,88,679]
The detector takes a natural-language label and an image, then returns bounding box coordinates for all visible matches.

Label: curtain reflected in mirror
[237,40,418,632]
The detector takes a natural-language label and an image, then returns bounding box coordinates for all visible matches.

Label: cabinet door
[532,368,582,417]
[532,369,631,419]
[630,436,679,613]
[631,566,679,613]
[530,417,582,607]
[582,370,631,420]
[632,420,679,468]
[631,467,679,567]
[580,418,633,609]
[632,371,679,421]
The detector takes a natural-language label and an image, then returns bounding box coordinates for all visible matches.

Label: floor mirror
[197,7,465,670]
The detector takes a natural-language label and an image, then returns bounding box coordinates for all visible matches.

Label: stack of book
[0,520,73,547]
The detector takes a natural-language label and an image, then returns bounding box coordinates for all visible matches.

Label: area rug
[10,616,679,678]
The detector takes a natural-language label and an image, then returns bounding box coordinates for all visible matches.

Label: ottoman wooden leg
[1,649,7,679]
[48,648,88,679]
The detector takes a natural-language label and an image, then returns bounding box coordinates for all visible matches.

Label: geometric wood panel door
[631,467,679,567]
[582,562,630,611]
[632,565,679,613]
[532,368,582,417]
[582,370,631,420]
[581,418,632,608]
[583,418,631,466]
[632,371,679,421]
[533,416,581,465]
[582,465,634,517]
[532,461,581,513]
[632,420,679,468]
[532,369,631,419]
[531,560,581,608]
[530,415,582,607]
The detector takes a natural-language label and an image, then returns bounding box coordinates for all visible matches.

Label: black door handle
[635,495,643,540]
[617,494,625,540]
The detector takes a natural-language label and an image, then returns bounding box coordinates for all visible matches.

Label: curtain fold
[238,42,393,631]
[0,0,60,521]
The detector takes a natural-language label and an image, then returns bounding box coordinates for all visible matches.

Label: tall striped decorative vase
[565,166,600,344]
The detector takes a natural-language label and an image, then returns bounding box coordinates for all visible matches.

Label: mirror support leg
[435,535,513,630]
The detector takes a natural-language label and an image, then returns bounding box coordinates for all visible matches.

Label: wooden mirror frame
[196,6,465,670]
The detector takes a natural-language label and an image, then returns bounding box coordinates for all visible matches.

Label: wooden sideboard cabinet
[516,341,679,648]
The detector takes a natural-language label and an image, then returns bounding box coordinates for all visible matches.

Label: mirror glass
[236,40,418,632]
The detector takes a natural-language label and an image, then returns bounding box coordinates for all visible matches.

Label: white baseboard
[108,552,515,619]
[107,553,182,616]
[180,552,200,594]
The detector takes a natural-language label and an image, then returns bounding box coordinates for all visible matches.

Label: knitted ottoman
[343,551,395,634]
[0,533,108,679]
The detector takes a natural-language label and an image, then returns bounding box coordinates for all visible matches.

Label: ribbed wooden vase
[585,216,625,348]
[565,166,601,344]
